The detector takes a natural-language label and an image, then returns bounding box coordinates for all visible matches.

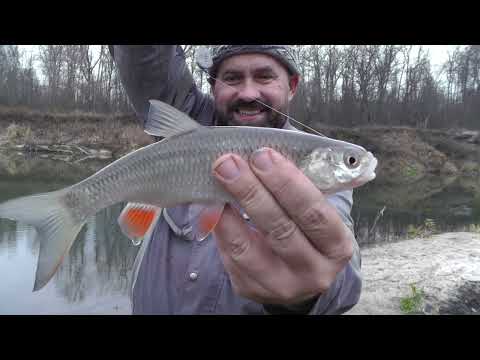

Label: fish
[0,100,378,291]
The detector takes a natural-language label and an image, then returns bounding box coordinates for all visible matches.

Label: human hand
[212,147,355,306]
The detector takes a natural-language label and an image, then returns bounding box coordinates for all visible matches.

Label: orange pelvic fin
[189,203,226,241]
[118,202,162,245]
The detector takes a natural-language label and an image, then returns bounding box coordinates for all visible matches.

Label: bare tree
[355,45,378,124]
[340,45,359,127]
[78,45,102,111]
[1,44,479,131]
[61,45,81,110]
[38,45,65,110]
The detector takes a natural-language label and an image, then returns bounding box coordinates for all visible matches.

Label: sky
[422,45,462,71]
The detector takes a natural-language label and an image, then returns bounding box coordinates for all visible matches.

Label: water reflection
[0,219,17,259]
[352,175,480,246]
[51,205,138,305]
[0,155,138,314]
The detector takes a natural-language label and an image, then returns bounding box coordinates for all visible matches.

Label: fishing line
[195,49,327,137]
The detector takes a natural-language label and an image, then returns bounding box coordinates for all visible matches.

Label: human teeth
[238,110,261,115]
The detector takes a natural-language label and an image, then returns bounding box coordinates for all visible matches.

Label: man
[110,45,362,314]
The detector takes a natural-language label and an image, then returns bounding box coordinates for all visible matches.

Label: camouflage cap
[208,45,300,79]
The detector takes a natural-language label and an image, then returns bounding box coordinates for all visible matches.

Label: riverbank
[62,231,480,315]
[1,106,479,186]
[0,106,153,159]
[1,106,479,218]
[1,108,479,315]
[346,231,480,315]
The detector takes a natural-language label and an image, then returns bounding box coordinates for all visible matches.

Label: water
[352,175,480,246]
[0,155,478,314]
[0,155,139,314]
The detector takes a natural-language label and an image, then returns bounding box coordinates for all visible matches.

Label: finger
[214,205,280,273]
[213,153,323,265]
[214,154,334,270]
[213,204,253,261]
[250,148,353,258]
[213,205,280,300]
[223,261,284,305]
[215,206,340,301]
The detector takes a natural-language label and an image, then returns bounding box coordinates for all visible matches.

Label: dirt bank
[0,107,480,186]
[0,106,479,190]
[346,232,480,315]
[0,106,153,158]
[317,125,480,186]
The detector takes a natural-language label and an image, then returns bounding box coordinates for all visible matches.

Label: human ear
[288,75,300,101]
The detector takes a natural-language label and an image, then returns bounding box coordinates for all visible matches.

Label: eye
[223,74,241,84]
[256,73,275,83]
[344,153,359,168]
[259,74,272,79]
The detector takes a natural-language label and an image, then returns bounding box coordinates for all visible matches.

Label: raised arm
[109,45,214,127]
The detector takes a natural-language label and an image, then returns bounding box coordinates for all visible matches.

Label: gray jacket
[111,45,362,314]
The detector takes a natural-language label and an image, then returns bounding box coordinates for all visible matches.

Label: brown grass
[0,106,152,156]
[5,124,33,143]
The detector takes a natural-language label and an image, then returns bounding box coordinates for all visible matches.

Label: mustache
[227,99,272,112]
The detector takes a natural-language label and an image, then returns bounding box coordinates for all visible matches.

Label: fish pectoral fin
[145,100,202,138]
[118,202,162,245]
[189,203,226,242]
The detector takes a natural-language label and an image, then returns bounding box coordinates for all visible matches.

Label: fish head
[299,144,378,194]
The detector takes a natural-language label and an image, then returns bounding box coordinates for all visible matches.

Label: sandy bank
[347,232,480,315]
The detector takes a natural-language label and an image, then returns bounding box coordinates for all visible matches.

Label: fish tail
[0,188,86,291]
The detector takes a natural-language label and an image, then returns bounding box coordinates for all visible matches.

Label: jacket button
[189,272,198,281]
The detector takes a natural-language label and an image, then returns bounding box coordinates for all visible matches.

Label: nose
[236,78,261,102]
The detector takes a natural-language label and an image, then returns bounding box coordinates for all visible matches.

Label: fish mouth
[364,152,378,178]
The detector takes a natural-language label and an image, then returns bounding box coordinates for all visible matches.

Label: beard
[214,99,290,128]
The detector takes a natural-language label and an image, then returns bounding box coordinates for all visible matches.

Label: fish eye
[344,153,359,168]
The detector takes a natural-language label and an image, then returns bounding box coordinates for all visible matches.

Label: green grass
[468,223,480,233]
[400,284,424,314]
[404,165,418,178]
[461,161,479,173]
[407,218,437,239]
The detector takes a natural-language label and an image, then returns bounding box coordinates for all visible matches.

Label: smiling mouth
[236,110,263,117]
[234,107,267,116]
[231,101,268,114]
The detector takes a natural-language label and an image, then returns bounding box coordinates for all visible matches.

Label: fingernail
[251,148,273,171]
[214,155,240,181]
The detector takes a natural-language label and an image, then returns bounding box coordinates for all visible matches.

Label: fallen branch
[367,205,387,242]
[74,155,97,163]
[73,145,91,155]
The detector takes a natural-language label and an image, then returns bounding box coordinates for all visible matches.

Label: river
[0,154,478,314]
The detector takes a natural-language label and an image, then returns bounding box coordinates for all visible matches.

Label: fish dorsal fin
[145,100,201,138]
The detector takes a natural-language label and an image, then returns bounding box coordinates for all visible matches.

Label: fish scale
[0,100,377,291]
[66,126,359,220]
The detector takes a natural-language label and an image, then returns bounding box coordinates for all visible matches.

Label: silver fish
[0,100,377,291]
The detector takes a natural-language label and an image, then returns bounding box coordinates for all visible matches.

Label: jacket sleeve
[109,45,214,127]
[311,189,362,314]
[263,189,362,315]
